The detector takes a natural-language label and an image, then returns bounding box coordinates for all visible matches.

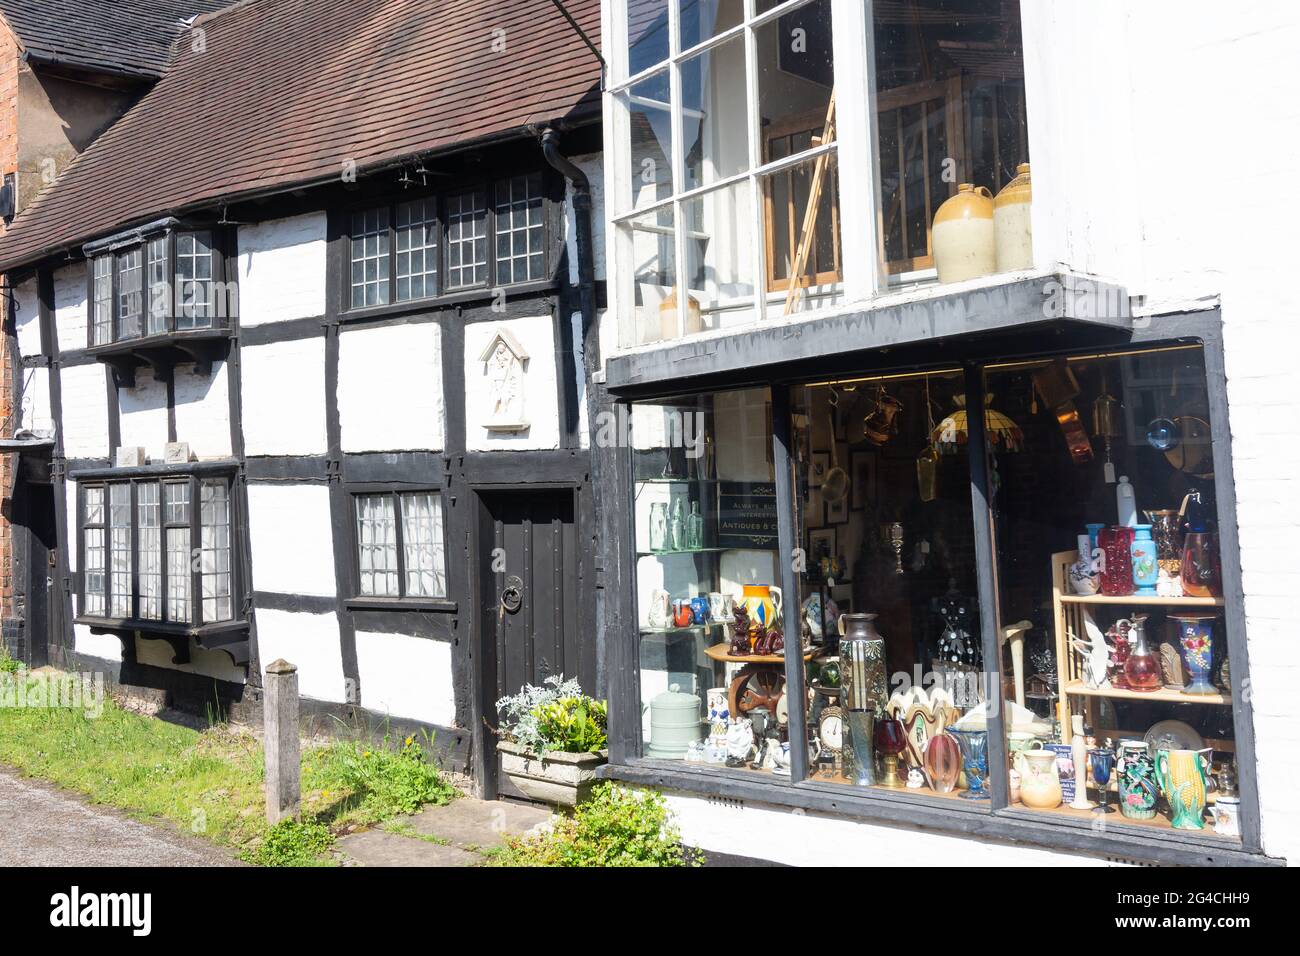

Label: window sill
[340,278,559,324]
[598,759,1280,867]
[344,597,457,613]
[88,328,231,386]
[76,616,249,666]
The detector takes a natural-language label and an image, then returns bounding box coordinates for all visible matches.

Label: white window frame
[603,0,879,345]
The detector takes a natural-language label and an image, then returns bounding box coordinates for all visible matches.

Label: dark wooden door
[478,488,589,797]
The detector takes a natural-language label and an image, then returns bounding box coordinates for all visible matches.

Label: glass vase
[1121,614,1162,692]
[1099,525,1135,596]
[1180,532,1221,598]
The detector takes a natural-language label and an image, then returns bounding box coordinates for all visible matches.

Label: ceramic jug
[1014,748,1063,809]
[1155,748,1211,830]
[1069,534,1101,595]
[993,163,1033,271]
[740,584,782,629]
[646,588,671,629]
[1116,740,1159,820]
[933,184,995,283]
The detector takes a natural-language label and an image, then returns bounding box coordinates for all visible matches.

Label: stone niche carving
[478,328,530,432]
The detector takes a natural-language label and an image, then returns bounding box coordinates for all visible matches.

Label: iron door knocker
[500,575,524,614]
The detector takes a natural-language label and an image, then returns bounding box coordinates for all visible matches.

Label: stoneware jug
[993,162,1033,271]
[1014,748,1063,809]
[740,584,782,629]
[1156,748,1211,830]
[1116,740,1159,820]
[933,184,995,283]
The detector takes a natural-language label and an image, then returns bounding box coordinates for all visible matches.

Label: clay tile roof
[0,0,602,272]
[0,0,232,79]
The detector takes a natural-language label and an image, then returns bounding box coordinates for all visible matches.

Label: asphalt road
[0,767,238,867]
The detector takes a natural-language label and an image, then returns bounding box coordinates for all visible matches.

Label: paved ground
[336,797,551,866]
[0,767,239,867]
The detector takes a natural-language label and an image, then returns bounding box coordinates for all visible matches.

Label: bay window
[85,227,229,347]
[609,0,1032,347]
[345,173,548,311]
[77,473,239,628]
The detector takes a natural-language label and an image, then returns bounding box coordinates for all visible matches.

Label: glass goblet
[1089,748,1117,814]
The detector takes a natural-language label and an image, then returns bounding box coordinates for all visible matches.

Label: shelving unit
[1050,550,1233,744]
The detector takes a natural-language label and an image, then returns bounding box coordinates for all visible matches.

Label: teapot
[1014,748,1063,809]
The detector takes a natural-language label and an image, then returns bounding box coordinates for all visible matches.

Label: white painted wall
[255,609,347,704]
[236,212,327,325]
[240,337,327,456]
[58,363,109,459]
[463,315,560,450]
[173,361,232,459]
[73,623,122,663]
[354,631,456,726]
[18,366,54,437]
[117,366,169,460]
[337,323,444,452]
[564,152,606,284]
[53,262,87,350]
[246,484,336,597]
[133,637,245,684]
[14,276,40,356]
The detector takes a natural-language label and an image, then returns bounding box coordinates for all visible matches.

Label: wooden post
[263,658,300,825]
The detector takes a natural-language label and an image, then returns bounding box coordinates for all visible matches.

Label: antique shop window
[86,229,228,345]
[872,0,1030,284]
[77,475,239,628]
[790,371,987,799]
[986,345,1242,841]
[632,387,786,771]
[612,0,847,347]
[353,491,448,600]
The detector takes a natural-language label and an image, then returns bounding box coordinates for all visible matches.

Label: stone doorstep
[335,829,480,868]
[406,796,553,850]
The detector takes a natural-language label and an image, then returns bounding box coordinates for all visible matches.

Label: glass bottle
[1122,614,1162,692]
[668,497,686,552]
[686,500,704,550]
[648,502,668,553]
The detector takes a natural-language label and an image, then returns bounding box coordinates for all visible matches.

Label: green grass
[0,674,456,866]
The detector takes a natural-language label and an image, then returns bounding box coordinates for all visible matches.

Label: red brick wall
[1,23,19,629]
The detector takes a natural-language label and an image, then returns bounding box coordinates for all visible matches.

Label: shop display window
[986,346,1241,841]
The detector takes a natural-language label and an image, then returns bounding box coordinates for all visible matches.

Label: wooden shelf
[1062,679,1230,705]
[1008,800,1237,840]
[704,644,817,665]
[1059,593,1224,608]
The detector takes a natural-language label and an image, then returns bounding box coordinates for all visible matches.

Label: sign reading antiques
[717,481,778,549]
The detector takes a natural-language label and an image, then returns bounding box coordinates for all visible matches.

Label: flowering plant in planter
[495,675,608,808]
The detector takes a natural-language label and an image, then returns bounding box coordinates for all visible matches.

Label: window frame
[602,314,1269,866]
[74,469,243,633]
[345,484,453,611]
[84,226,231,350]
[338,171,555,316]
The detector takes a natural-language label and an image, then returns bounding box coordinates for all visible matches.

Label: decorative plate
[1144,719,1204,759]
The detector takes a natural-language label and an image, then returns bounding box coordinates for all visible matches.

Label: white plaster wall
[133,638,245,685]
[463,315,560,450]
[73,623,122,663]
[240,337,327,456]
[246,484,336,597]
[58,363,109,459]
[65,481,78,575]
[564,152,606,284]
[14,276,40,356]
[53,262,88,350]
[236,212,327,325]
[661,791,1119,867]
[337,323,444,452]
[1021,0,1300,864]
[117,367,168,460]
[255,609,346,704]
[173,361,232,459]
[354,631,455,726]
[18,366,54,436]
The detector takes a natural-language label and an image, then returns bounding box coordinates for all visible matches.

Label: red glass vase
[1099,526,1136,596]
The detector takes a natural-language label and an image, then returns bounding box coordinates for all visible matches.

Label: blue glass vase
[949,729,990,800]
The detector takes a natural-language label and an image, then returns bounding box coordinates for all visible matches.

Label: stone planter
[497,740,607,808]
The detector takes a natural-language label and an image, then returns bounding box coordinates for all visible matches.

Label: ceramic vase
[949,729,990,800]
[1099,525,1136,596]
[923,732,962,793]
[840,614,888,712]
[740,584,782,629]
[1155,748,1211,830]
[1130,524,1158,595]
[1170,613,1218,695]
[933,184,995,283]
[1069,534,1101,595]
[1014,748,1063,809]
[1116,741,1159,820]
[994,163,1033,271]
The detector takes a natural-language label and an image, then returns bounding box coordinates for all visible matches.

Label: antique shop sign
[717,481,778,549]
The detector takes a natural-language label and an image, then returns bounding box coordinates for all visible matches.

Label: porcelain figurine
[1068,534,1101,595]
[906,767,925,789]
[725,718,755,765]
[1070,610,1111,688]
[1156,748,1211,830]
